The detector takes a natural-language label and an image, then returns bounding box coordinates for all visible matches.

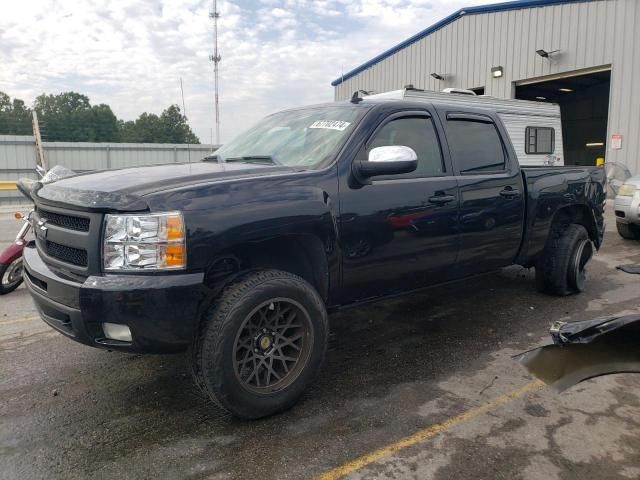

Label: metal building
[332,0,640,175]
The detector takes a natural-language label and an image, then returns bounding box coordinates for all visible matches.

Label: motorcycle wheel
[0,257,24,295]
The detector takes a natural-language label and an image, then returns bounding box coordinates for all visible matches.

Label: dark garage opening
[515,70,611,166]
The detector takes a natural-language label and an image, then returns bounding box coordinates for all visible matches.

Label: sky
[0,0,498,144]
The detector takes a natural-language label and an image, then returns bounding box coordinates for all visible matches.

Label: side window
[446,119,506,174]
[525,126,554,154]
[368,116,444,179]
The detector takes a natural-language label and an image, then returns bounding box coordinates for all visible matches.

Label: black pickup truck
[22,97,606,418]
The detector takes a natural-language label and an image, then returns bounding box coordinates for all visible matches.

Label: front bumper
[614,194,640,225]
[23,244,206,353]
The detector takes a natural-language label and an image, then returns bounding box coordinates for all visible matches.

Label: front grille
[38,208,90,232]
[46,241,88,267]
[34,204,102,275]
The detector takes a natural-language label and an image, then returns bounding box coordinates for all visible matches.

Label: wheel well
[203,234,329,302]
[549,205,598,244]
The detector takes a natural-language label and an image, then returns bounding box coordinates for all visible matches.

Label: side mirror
[354,146,418,182]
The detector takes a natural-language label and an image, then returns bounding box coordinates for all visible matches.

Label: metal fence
[0,135,218,206]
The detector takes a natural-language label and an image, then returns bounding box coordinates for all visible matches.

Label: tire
[0,258,24,295]
[193,270,328,419]
[535,224,593,296]
[616,221,640,240]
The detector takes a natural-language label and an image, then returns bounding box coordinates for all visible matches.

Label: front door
[339,109,459,302]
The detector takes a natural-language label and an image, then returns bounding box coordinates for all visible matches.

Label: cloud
[0,0,496,144]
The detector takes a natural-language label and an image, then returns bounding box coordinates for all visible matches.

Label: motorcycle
[0,207,32,295]
[0,165,75,295]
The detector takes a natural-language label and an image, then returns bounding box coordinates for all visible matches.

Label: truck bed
[517,165,607,266]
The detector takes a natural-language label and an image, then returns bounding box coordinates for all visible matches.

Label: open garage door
[515,69,611,167]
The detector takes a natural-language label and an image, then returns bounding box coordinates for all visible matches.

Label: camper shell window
[526,126,555,154]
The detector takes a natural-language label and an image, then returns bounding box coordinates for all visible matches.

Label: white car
[614,176,640,239]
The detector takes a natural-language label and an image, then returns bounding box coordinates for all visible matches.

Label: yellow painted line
[318,379,545,480]
[0,316,41,326]
[0,181,17,191]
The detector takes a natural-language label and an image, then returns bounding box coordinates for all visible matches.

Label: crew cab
[22,95,606,418]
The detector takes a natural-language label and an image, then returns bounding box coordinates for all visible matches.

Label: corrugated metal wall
[334,0,640,175]
[0,135,217,205]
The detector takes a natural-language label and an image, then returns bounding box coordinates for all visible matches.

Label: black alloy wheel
[192,269,328,419]
[233,298,314,394]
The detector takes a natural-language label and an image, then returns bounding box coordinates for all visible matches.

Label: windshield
[210,105,365,169]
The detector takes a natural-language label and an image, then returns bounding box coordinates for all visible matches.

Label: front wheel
[0,257,24,295]
[192,270,328,419]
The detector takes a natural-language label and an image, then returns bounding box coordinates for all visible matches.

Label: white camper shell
[366,88,564,167]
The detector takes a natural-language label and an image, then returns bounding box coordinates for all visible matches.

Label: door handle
[428,194,455,205]
[499,188,520,199]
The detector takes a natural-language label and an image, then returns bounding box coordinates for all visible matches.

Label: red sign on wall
[611,134,622,150]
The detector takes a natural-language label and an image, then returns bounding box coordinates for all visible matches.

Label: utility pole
[209,0,221,145]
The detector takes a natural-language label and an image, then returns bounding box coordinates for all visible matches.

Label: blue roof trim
[331,0,590,86]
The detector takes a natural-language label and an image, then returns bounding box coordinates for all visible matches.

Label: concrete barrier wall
[0,135,217,206]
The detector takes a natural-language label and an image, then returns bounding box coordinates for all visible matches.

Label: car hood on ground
[35,162,295,212]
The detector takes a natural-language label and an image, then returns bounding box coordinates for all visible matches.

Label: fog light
[102,323,133,342]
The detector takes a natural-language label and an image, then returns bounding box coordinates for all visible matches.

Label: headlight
[103,212,186,271]
[618,184,639,197]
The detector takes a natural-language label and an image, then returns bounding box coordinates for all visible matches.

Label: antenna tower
[209,0,221,145]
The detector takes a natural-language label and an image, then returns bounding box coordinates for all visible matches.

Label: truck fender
[183,185,340,304]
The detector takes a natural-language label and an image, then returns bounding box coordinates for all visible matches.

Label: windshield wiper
[225,155,279,165]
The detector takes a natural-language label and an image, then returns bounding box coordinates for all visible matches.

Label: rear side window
[525,126,555,154]
[368,116,444,178]
[446,119,506,174]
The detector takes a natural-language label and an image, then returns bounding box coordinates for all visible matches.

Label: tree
[0,91,32,135]
[159,105,200,144]
[118,105,200,144]
[34,92,106,142]
[90,104,120,142]
[118,120,140,143]
[0,92,10,111]
[0,90,200,144]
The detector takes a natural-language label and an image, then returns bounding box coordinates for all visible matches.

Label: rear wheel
[536,224,593,296]
[192,270,328,419]
[0,258,24,295]
[616,221,640,240]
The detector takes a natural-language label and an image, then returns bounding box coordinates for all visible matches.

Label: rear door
[339,106,459,301]
[436,109,525,275]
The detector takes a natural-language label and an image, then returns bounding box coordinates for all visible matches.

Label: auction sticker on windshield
[309,120,351,131]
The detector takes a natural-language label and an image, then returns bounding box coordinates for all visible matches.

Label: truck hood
[35,162,294,212]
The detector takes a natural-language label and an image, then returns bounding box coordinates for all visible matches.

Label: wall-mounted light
[586,142,605,148]
[491,66,503,78]
[430,73,445,81]
[536,48,560,58]
[559,88,573,92]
